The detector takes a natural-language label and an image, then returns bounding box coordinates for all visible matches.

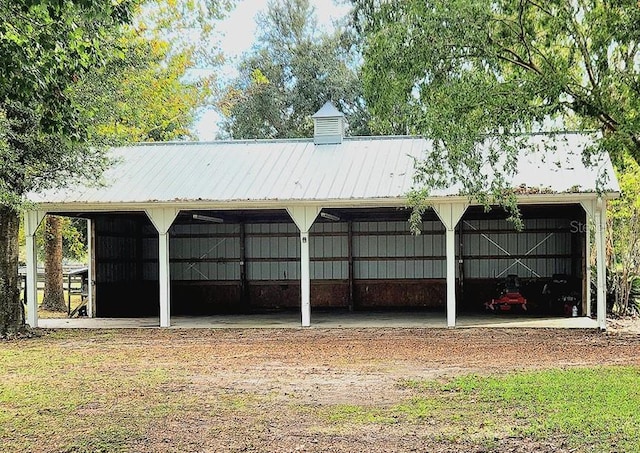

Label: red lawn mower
[485,274,527,312]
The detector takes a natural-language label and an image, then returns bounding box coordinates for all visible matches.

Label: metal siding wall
[353,220,445,279]
[95,217,141,283]
[169,223,240,281]
[139,222,157,280]
[461,217,573,278]
[143,261,158,280]
[242,222,350,281]
[246,223,300,280]
[142,236,157,280]
[309,222,348,280]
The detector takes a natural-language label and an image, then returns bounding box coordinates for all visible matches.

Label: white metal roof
[29,133,619,208]
[312,101,344,118]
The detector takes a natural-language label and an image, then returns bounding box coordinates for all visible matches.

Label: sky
[194,0,351,140]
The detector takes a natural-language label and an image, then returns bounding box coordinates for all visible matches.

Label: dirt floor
[5,320,640,453]
[9,319,629,452]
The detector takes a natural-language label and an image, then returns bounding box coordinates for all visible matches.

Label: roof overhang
[34,192,618,215]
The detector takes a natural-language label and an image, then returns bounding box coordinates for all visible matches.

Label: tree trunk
[41,215,66,312]
[0,207,25,337]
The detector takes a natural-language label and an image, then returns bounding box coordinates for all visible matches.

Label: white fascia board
[33,198,411,213]
[32,192,618,214]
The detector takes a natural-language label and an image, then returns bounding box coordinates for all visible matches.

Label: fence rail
[18,267,89,316]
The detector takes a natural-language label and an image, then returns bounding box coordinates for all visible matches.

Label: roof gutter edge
[28,192,618,214]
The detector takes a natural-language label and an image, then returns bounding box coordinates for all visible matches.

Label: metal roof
[478,133,620,194]
[312,101,344,118]
[29,133,619,206]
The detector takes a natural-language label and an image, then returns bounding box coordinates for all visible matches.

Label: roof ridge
[127,131,600,147]
[129,136,425,146]
[129,137,314,146]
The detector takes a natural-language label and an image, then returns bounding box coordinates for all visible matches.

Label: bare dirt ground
[27,320,636,453]
[607,315,640,334]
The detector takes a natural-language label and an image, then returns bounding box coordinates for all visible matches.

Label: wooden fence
[18,267,89,316]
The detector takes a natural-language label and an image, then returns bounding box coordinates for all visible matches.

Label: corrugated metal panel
[247,261,299,281]
[308,222,347,279]
[310,222,348,234]
[169,221,241,281]
[461,217,576,278]
[144,262,158,280]
[245,222,299,281]
[29,133,619,205]
[352,220,446,279]
[95,217,144,283]
[243,221,349,280]
[354,259,446,279]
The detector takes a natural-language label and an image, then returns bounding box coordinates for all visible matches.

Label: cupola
[312,101,345,145]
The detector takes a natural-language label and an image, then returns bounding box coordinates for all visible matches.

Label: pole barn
[24,103,619,329]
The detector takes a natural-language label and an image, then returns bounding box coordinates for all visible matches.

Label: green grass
[445,367,640,449]
[323,367,640,450]
[0,333,177,452]
[3,331,640,452]
[0,331,277,452]
[323,404,397,424]
[32,290,85,319]
[60,427,140,453]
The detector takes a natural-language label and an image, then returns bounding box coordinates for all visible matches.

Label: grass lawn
[326,367,640,451]
[1,329,639,452]
[1,331,173,452]
[32,291,84,319]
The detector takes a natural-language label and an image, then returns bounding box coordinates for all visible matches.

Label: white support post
[432,203,468,328]
[585,217,591,317]
[145,208,179,328]
[300,231,311,327]
[158,232,170,328]
[595,200,607,330]
[445,228,456,328]
[581,200,597,322]
[25,233,38,328]
[24,210,45,328]
[86,219,95,318]
[286,206,321,327]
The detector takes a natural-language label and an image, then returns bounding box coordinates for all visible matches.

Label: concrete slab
[37,313,599,330]
[458,315,598,329]
[39,317,161,329]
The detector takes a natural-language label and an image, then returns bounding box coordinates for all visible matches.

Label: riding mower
[542,274,581,316]
[485,274,527,312]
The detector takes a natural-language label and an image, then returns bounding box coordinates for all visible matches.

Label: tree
[37,0,226,314]
[220,0,369,139]
[0,0,135,337]
[41,216,66,312]
[0,110,22,330]
[607,157,640,315]
[37,215,87,313]
[75,4,223,143]
[354,0,640,224]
